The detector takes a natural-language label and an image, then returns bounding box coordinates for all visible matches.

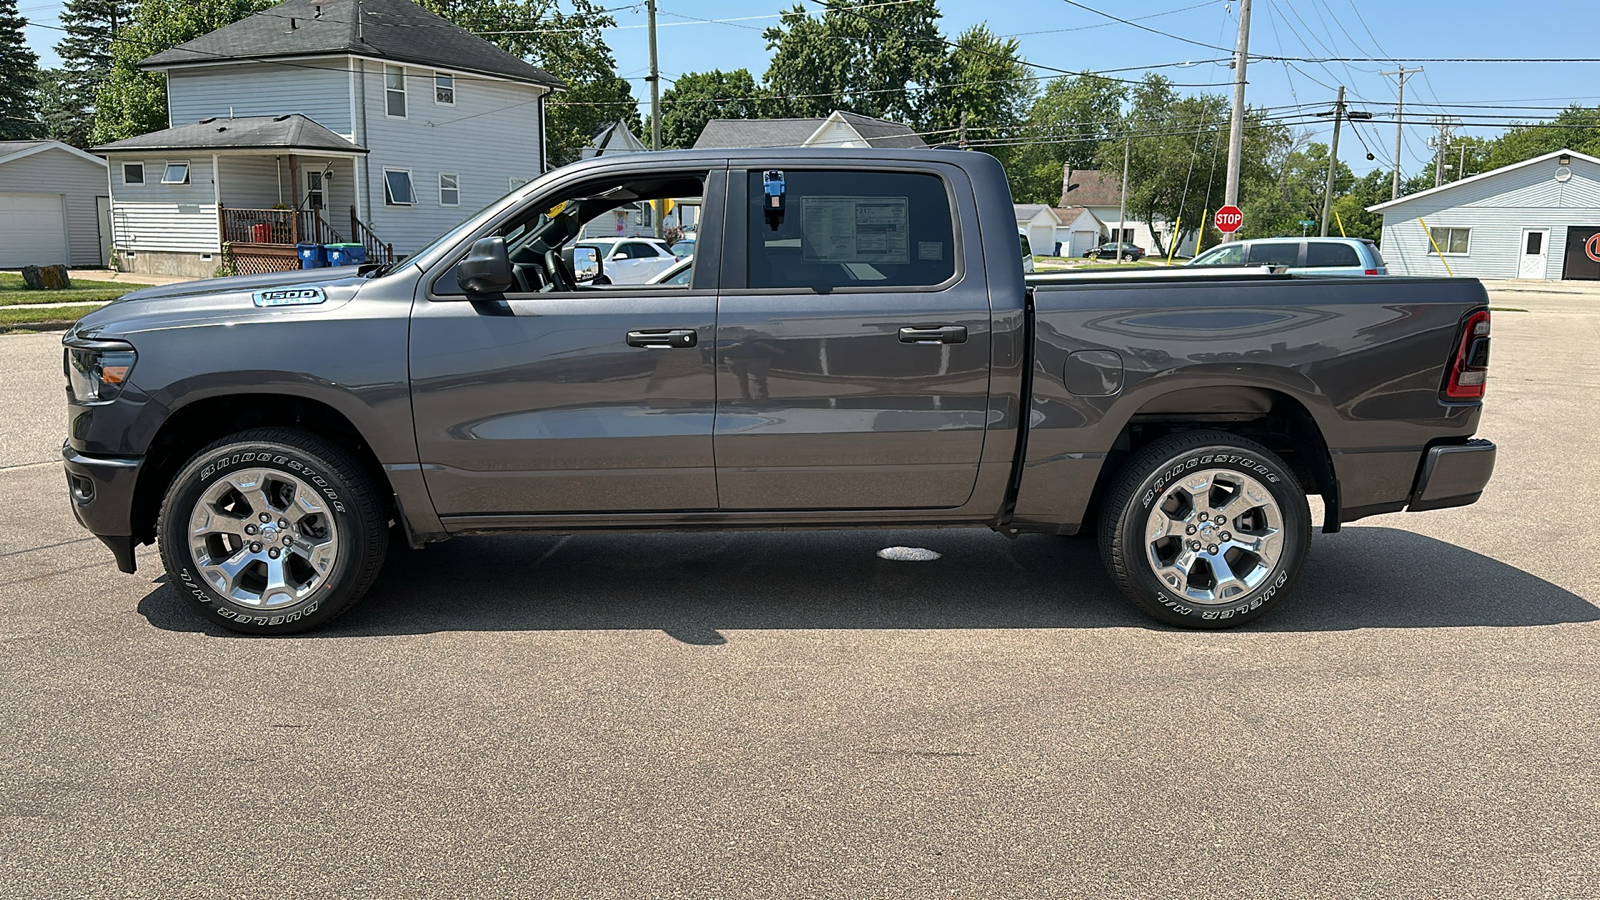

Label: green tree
[1094,75,1257,256]
[34,68,94,146]
[1241,139,1354,239]
[761,0,946,127]
[1330,168,1389,242]
[52,0,137,143]
[0,0,42,140]
[1009,74,1126,204]
[656,68,770,149]
[544,74,642,166]
[1479,106,1600,170]
[924,24,1032,171]
[93,0,275,144]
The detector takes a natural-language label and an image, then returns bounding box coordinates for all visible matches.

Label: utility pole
[1380,66,1420,200]
[958,111,968,150]
[1222,0,1252,242]
[1458,143,1468,182]
[646,0,662,237]
[1317,87,1345,238]
[1316,87,1372,237]
[1117,136,1129,263]
[1431,117,1457,188]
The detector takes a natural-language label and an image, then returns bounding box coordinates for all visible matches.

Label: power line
[1000,0,1215,39]
[1054,0,1233,53]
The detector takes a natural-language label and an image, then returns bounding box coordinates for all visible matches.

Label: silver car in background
[1188,237,1388,276]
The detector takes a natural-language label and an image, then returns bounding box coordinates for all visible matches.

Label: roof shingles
[139,0,564,90]
[92,114,366,153]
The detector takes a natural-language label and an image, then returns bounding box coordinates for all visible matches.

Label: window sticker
[801,196,909,264]
[918,241,943,261]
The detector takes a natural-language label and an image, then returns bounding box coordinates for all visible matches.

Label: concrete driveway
[1,288,1596,898]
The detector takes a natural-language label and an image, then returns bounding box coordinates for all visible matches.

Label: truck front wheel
[1098,432,1311,628]
[156,428,389,634]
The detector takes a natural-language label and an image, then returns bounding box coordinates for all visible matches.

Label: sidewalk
[1480,278,1600,296]
[66,269,195,287]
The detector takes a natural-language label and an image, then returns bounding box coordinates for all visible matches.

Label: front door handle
[627,329,697,349]
[898,325,967,344]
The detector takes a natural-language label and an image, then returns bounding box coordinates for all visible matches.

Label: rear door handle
[898,325,967,344]
[626,329,697,349]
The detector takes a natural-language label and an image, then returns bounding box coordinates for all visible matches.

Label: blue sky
[22,0,1600,176]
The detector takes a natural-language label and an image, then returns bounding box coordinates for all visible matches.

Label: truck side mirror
[565,245,603,283]
[459,236,513,293]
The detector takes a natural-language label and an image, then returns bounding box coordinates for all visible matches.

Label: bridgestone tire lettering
[157,427,387,635]
[1098,431,1312,629]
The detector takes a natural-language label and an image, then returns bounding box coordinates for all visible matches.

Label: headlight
[64,342,137,402]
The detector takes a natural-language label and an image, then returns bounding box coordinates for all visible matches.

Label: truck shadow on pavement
[135,525,1599,642]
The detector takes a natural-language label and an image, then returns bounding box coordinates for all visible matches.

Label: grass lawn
[0,272,153,307]
[0,304,108,333]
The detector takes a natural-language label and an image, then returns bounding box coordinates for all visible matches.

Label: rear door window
[746,170,956,290]
[1247,242,1301,267]
[1305,241,1361,267]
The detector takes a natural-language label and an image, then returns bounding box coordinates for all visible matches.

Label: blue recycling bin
[297,243,327,269]
[324,243,367,267]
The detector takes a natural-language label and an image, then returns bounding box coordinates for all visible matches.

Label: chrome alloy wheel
[1144,468,1283,605]
[186,469,340,609]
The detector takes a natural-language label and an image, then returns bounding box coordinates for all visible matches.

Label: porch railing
[219,207,346,246]
[217,206,394,266]
[350,206,395,263]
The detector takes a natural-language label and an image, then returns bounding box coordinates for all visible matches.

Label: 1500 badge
[253,287,327,308]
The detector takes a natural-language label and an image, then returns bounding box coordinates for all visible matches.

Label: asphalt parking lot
[2,285,1597,898]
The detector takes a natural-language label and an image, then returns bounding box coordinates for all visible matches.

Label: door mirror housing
[459,236,513,293]
[566,245,603,283]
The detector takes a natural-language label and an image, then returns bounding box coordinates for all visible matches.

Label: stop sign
[1214,205,1243,234]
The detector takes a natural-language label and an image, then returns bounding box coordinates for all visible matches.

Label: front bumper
[62,442,144,574]
[1410,438,1496,512]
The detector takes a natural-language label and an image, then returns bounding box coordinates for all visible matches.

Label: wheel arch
[131,392,391,545]
[1081,383,1340,534]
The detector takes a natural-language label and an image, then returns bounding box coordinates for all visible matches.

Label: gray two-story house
[92,0,564,276]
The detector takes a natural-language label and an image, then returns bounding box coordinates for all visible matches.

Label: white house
[694,110,926,150]
[581,120,648,160]
[1368,148,1600,281]
[1059,166,1197,257]
[572,121,699,241]
[92,0,564,277]
[0,140,110,268]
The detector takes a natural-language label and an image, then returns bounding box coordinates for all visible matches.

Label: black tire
[157,428,388,634]
[1097,431,1311,628]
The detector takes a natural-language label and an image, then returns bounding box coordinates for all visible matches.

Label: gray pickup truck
[61,149,1496,634]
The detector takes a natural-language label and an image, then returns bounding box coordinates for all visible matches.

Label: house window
[385,65,407,118]
[383,169,415,206]
[305,171,324,210]
[439,173,459,207]
[434,73,455,105]
[1429,226,1470,255]
[122,162,144,185]
[160,161,190,185]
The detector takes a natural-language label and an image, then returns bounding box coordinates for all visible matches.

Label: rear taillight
[1445,309,1491,400]
[1364,268,1378,275]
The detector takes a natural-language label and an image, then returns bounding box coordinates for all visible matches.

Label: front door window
[305,171,324,210]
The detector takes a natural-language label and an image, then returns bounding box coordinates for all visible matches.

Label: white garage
[0,193,70,267]
[0,141,110,268]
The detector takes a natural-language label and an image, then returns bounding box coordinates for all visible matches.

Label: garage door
[0,193,69,267]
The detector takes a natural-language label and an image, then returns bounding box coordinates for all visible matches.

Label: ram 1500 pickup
[61,149,1497,633]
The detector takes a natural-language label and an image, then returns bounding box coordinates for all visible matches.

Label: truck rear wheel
[1098,432,1311,628]
[157,428,388,634]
